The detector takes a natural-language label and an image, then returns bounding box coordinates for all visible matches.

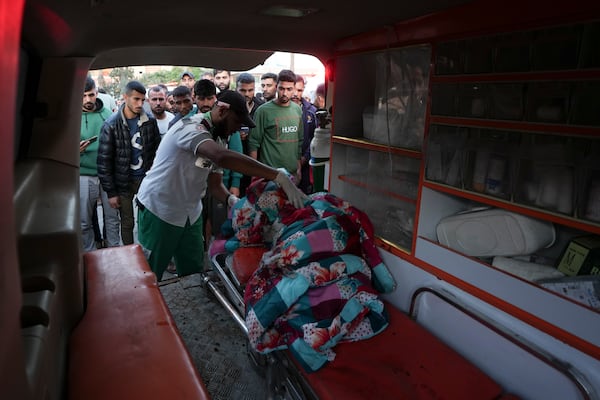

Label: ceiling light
[261,5,318,18]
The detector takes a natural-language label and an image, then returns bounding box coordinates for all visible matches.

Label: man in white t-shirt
[147,85,174,137]
[136,90,308,281]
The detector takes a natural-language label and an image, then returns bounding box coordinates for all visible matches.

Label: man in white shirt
[136,90,307,281]
[147,85,174,137]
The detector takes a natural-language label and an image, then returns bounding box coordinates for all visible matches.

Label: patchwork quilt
[223,179,396,372]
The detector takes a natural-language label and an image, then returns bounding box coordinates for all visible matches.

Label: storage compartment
[463,37,493,73]
[489,83,524,120]
[514,134,578,215]
[367,192,415,250]
[569,81,600,127]
[531,25,582,70]
[457,83,489,118]
[366,150,419,200]
[435,40,464,75]
[579,21,600,68]
[525,82,571,124]
[494,31,532,72]
[372,46,430,150]
[463,129,517,200]
[425,125,467,188]
[431,83,457,116]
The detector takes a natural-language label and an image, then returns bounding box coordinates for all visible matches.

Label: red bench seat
[68,245,210,400]
[298,301,505,399]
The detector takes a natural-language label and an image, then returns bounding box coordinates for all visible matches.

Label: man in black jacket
[98,80,161,245]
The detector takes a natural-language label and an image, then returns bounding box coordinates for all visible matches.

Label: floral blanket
[223,179,396,372]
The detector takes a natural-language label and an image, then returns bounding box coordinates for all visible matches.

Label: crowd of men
[79,68,326,280]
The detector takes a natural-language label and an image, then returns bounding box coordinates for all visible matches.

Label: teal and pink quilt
[224,179,396,372]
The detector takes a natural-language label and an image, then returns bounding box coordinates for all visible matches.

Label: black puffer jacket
[97,106,161,198]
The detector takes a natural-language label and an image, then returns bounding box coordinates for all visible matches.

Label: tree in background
[106,67,135,98]
[140,67,213,88]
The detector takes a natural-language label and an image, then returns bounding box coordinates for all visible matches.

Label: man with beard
[249,69,304,184]
[194,79,243,196]
[260,72,277,102]
[135,90,307,281]
[168,85,197,129]
[193,79,217,113]
[148,85,174,137]
[80,76,121,251]
[292,74,318,194]
[212,69,231,92]
[194,79,242,248]
[97,80,161,245]
[236,72,264,196]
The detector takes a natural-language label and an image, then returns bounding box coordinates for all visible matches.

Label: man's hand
[227,194,240,208]
[79,140,91,154]
[274,169,308,208]
[108,196,120,209]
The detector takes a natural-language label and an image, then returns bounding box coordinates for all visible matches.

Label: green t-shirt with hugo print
[249,101,303,174]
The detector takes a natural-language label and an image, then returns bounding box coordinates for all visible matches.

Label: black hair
[194,79,217,97]
[316,83,326,96]
[149,85,166,94]
[172,85,192,98]
[294,74,305,84]
[277,69,296,84]
[261,72,277,81]
[212,69,230,77]
[236,73,255,85]
[125,80,146,95]
[84,76,96,92]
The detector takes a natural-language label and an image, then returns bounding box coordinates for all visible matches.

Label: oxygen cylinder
[309,111,331,192]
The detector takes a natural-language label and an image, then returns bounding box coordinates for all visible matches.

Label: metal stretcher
[204,246,523,400]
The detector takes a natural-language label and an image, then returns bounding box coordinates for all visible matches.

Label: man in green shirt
[80,76,121,251]
[249,69,303,184]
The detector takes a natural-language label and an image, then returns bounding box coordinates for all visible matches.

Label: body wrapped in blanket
[221,178,396,372]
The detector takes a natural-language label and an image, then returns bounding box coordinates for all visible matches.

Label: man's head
[83,76,98,112]
[148,85,168,117]
[260,72,277,102]
[276,69,296,106]
[123,80,146,117]
[166,91,175,112]
[180,71,195,89]
[194,79,217,113]
[236,73,256,105]
[292,74,305,106]
[200,71,214,82]
[314,83,326,110]
[213,69,231,91]
[210,90,256,139]
[171,85,194,116]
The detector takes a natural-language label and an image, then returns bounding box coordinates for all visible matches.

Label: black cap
[180,70,194,80]
[216,90,256,128]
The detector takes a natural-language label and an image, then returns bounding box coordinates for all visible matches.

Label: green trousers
[137,206,204,281]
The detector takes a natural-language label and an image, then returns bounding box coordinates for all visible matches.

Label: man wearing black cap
[180,70,195,90]
[135,90,307,281]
